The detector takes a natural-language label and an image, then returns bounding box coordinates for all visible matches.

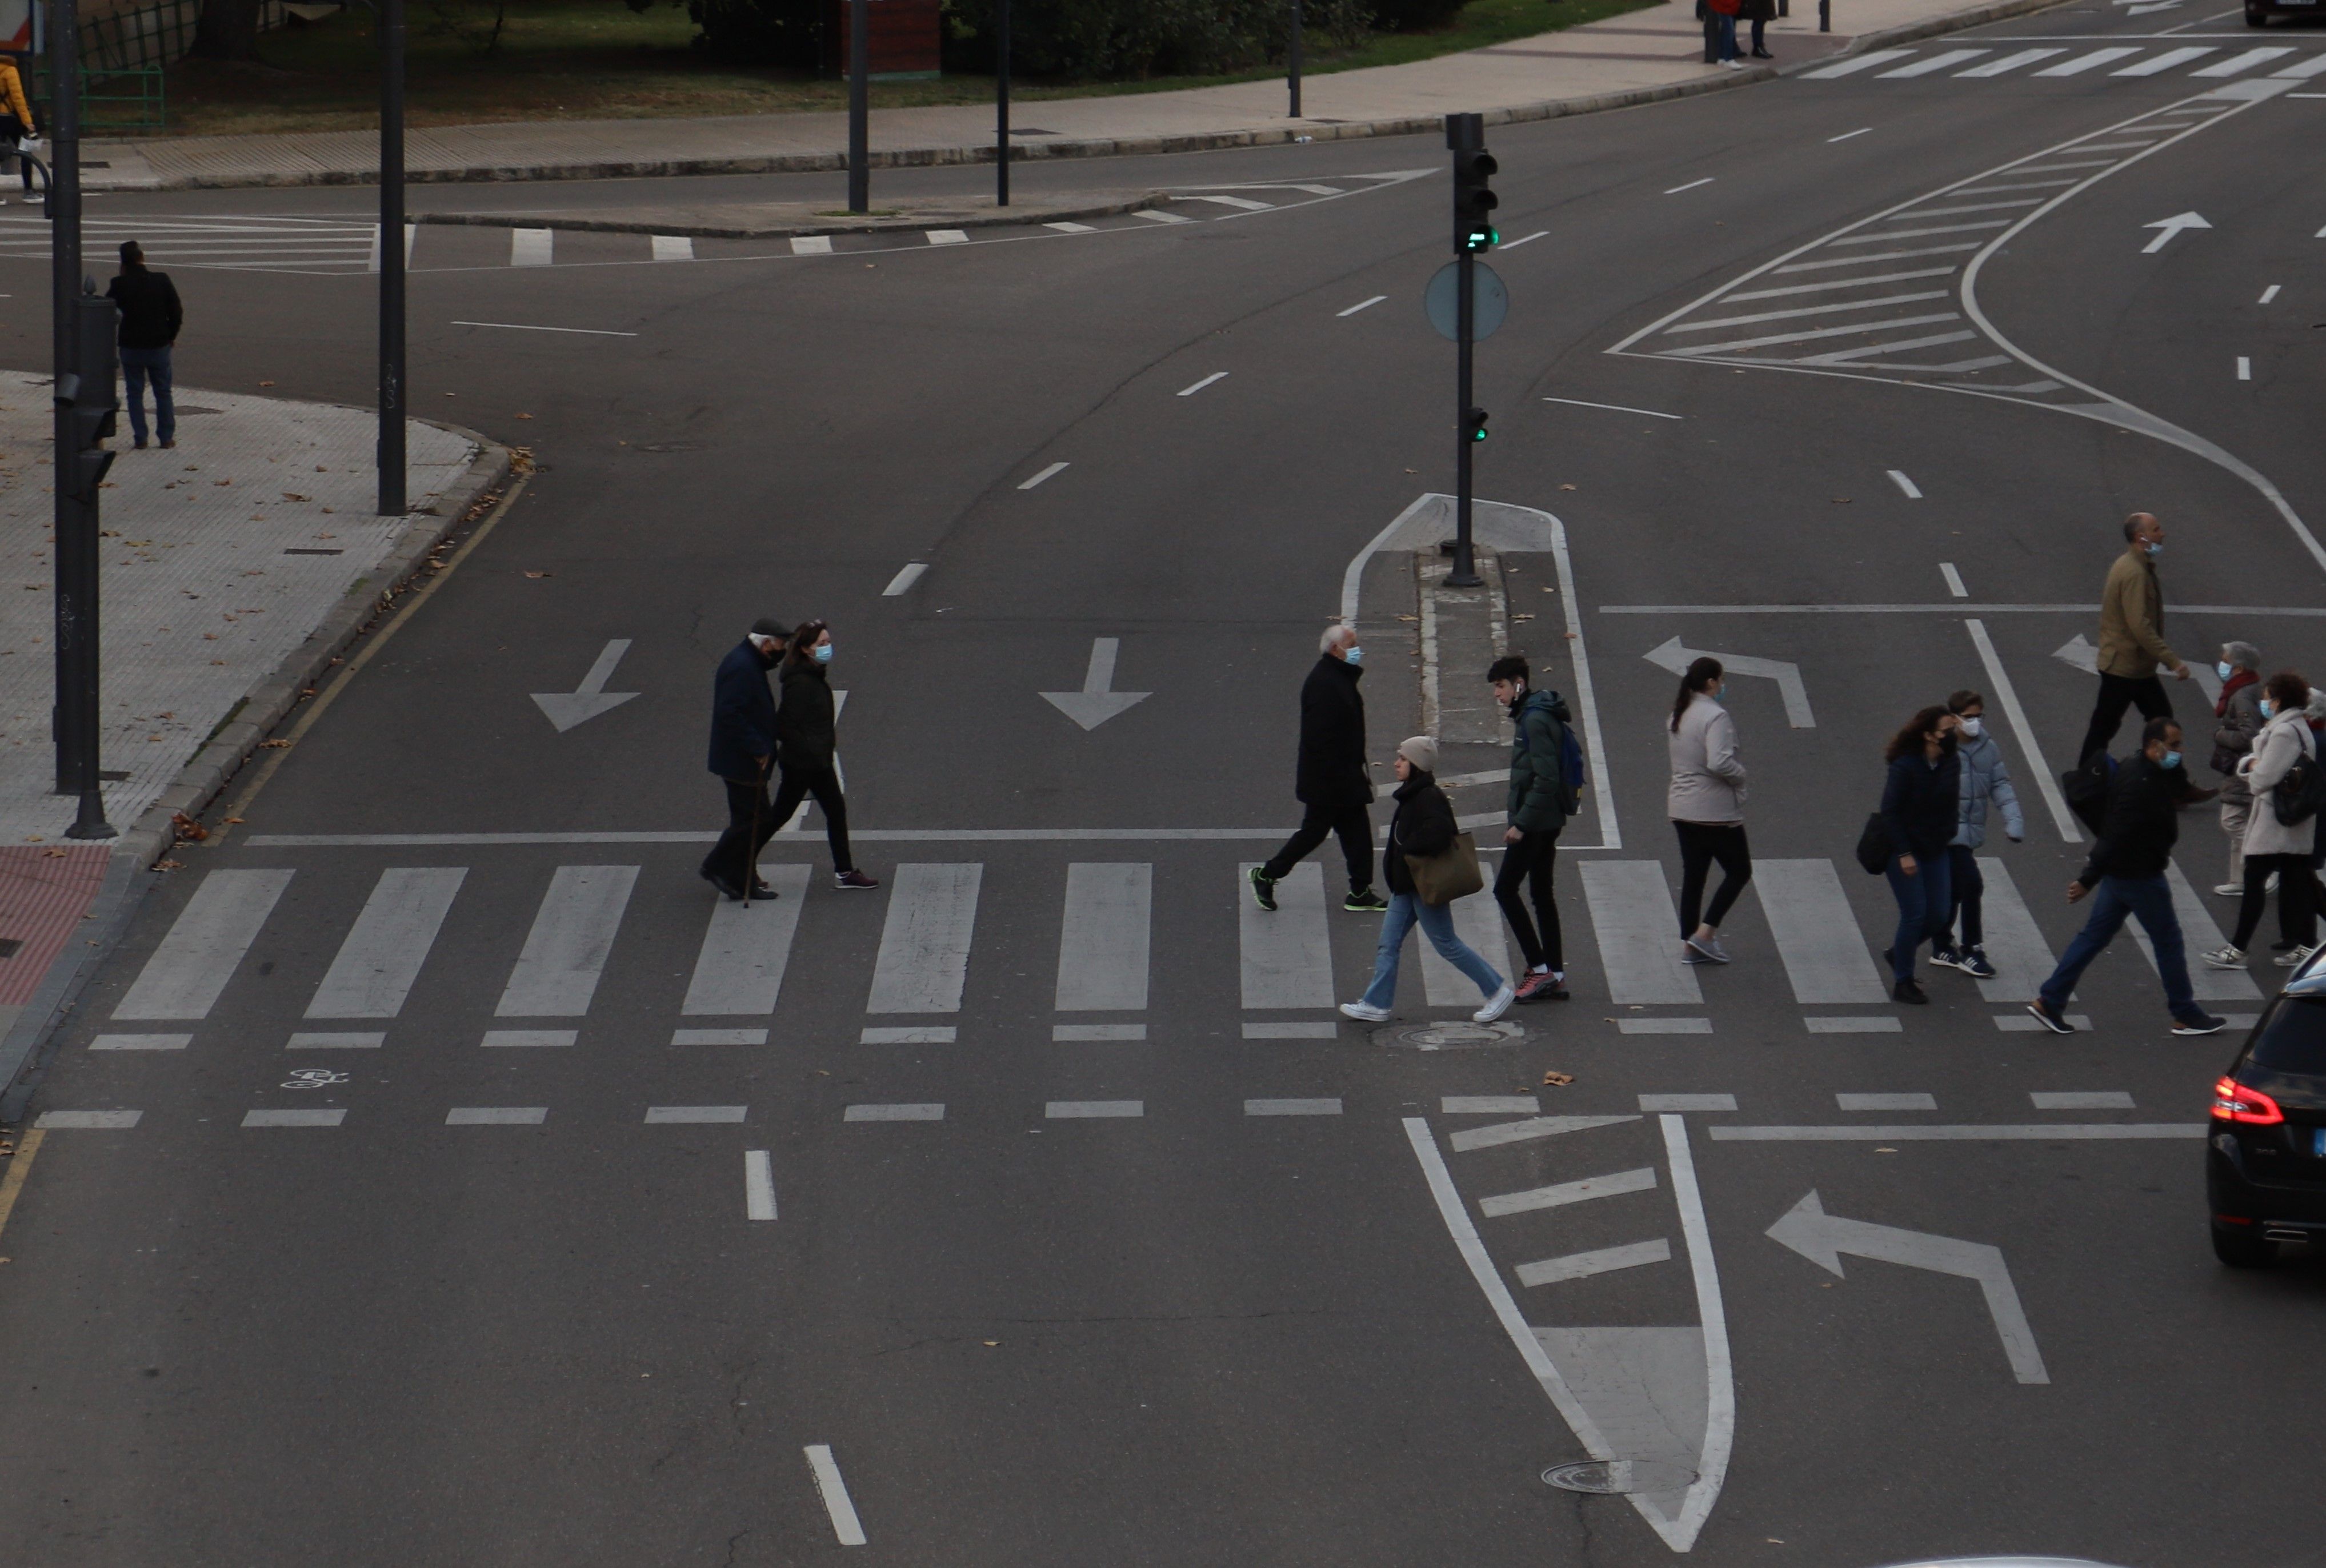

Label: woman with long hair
[773,619,879,890]
[1879,705,1962,1004]
[1667,656,1750,965]
[2207,669,2317,970]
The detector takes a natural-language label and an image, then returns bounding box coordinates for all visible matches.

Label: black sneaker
[1892,977,1928,1005]
[1344,888,1390,913]
[2025,998,2073,1034]
[1959,947,1999,980]
[1248,867,1279,912]
[1930,946,1965,973]
[2172,1012,2228,1037]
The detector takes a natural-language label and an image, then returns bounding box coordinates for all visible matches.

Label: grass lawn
[154,0,1664,138]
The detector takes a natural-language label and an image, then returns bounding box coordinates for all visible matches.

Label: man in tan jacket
[2078,512,2189,763]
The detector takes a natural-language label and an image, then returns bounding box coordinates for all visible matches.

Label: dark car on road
[2208,956,2326,1266]
[2245,0,2323,24]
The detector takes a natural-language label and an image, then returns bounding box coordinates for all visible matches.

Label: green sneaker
[1344,888,1390,913]
[1248,866,1279,912]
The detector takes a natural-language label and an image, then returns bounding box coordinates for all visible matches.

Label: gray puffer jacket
[1951,727,2024,849]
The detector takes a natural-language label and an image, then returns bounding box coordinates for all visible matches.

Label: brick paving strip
[0,374,509,1109]
[78,0,2072,193]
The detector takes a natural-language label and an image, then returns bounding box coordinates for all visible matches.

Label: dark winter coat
[1880,747,1963,861]
[2077,752,2180,885]
[775,656,839,774]
[105,267,182,350]
[706,639,779,780]
[1292,655,1371,808]
[1384,771,1458,899]
[1736,0,1775,21]
[1507,688,1574,835]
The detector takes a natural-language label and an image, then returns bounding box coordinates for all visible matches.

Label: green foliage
[1367,0,1472,29]
[940,0,1373,79]
[688,0,819,66]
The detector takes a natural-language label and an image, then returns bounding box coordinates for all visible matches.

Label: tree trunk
[189,0,264,60]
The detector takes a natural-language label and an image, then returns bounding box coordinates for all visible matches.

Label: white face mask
[1956,716,1983,739]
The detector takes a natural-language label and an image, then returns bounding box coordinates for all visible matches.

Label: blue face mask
[2144,542,2163,558]
[812,643,834,664]
[2261,699,2275,720]
[2161,749,2183,771]
[2217,661,2235,681]
[1343,646,1363,667]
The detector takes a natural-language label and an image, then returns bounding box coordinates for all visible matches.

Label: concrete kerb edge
[0,418,514,1122]
[409,189,1163,239]
[110,0,2084,194]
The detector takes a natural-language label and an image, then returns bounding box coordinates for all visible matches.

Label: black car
[2246,0,2323,25]
[2208,957,2326,1266]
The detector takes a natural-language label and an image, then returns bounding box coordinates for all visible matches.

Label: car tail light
[2212,1076,2284,1125]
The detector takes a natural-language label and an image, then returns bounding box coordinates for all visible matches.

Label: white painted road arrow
[2052,632,2099,676]
[2140,211,2211,254]
[1644,636,1814,727]
[532,639,640,732]
[1767,1190,2049,1384]
[1040,637,1150,731]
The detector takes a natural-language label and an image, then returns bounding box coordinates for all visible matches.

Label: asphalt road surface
[3,2,2324,1562]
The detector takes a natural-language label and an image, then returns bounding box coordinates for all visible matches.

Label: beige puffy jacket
[1667,692,1747,824]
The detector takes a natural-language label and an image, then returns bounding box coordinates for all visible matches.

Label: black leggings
[1495,829,1563,971]
[2232,852,2315,952]
[1675,821,1751,935]
[771,763,854,873]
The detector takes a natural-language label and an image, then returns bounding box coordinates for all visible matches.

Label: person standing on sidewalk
[2211,640,2264,896]
[104,241,183,451]
[1667,656,1751,968]
[700,619,787,901]
[1705,0,1745,67]
[2078,512,2189,764]
[1252,625,1387,914]
[0,55,38,202]
[771,619,878,891]
[1339,736,1514,1026]
[2206,671,2318,972]
[1489,655,1575,1002]
[1932,688,2023,981]
[1879,705,1961,1005]
[2028,717,2226,1036]
[1738,0,1776,58]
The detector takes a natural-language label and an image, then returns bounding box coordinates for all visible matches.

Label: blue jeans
[121,346,174,446]
[1360,892,1505,1010]
[2039,873,2199,1020]
[1715,14,1740,59]
[1883,851,1952,982]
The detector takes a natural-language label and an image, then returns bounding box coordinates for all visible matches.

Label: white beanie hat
[1398,735,1439,774]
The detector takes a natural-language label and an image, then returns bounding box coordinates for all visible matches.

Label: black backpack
[2275,737,2326,827]
[2061,751,2117,836]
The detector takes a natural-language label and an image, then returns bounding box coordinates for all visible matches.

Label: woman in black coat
[1879,704,1962,1003]
[1736,0,1775,59]
[1339,736,1514,1025]
[772,619,879,889]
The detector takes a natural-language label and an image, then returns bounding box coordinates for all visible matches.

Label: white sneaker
[2273,944,2317,969]
[2214,884,2244,897]
[1720,58,1745,69]
[1339,1000,1391,1022]
[1472,983,1516,1024]
[2203,945,2248,969]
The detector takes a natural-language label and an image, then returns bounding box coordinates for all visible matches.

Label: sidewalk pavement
[85,0,2064,193]
[0,374,506,1073]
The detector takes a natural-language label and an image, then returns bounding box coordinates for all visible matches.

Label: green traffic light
[1463,224,1499,252]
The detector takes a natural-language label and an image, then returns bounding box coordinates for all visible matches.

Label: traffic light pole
[1452,247,1478,588]
[378,0,406,518]
[995,0,1009,206]
[1287,0,1302,119]
[847,0,869,212]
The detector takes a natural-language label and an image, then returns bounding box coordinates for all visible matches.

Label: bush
[690,0,820,66]
[942,0,1373,79]
[1366,0,1468,29]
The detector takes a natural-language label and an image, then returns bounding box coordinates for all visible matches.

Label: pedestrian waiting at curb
[2078,511,2189,765]
[1489,654,1577,1002]
[2029,717,2224,1036]
[1252,624,1388,915]
[1932,688,2023,981]
[105,241,183,452]
[772,619,878,891]
[0,54,38,203]
[700,619,787,902]
[2206,670,2320,972]
[1704,0,1745,66]
[2211,640,2265,896]
[1667,656,1751,968]
[1878,705,1962,1005]
[1339,735,1515,1026]
[1739,0,1776,59]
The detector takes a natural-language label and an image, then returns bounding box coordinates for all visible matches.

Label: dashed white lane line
[34,1110,141,1129]
[1177,371,1228,396]
[510,227,553,266]
[860,1025,953,1043]
[926,229,970,246]
[1941,562,1968,597]
[1043,220,1096,233]
[1018,461,1068,490]
[1826,126,1873,142]
[1639,1093,1736,1112]
[1182,193,1272,210]
[2030,1090,2134,1110]
[1665,178,1715,195]
[243,1109,345,1128]
[1047,1100,1143,1118]
[92,1033,189,1050]
[451,320,638,337]
[1054,1024,1146,1040]
[791,235,834,255]
[2260,284,2280,303]
[1338,294,1388,316]
[844,1103,944,1121]
[1836,1092,1937,1110]
[482,1028,577,1047]
[651,235,692,262]
[1542,395,1683,419]
[1134,208,1194,225]
[672,1028,767,1045]
[1515,1238,1672,1286]
[2238,356,2252,380]
[446,1107,547,1125]
[1500,229,1550,248]
[289,1031,385,1048]
[1443,1096,1539,1114]
[1244,1097,1342,1116]
[646,1105,747,1124]
[744,1150,778,1220]
[804,1445,868,1546]
[1888,468,1923,499]
[882,562,928,596]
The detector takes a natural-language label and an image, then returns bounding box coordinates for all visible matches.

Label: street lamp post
[994,0,1008,207]
[846,0,868,212]
[1287,0,1302,119]
[378,0,406,517]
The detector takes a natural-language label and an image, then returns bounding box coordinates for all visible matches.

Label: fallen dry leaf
[1831,496,1852,504]
[523,570,553,579]
[258,739,293,750]
[258,380,275,387]
[154,859,184,871]
[1542,1070,1574,1088]
[1559,483,1578,491]
[515,413,533,420]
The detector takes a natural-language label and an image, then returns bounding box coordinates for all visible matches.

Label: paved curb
[105,0,2081,194]
[410,189,1162,239]
[0,417,514,1121]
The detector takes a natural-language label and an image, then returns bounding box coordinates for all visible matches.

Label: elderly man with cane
[701,619,787,902]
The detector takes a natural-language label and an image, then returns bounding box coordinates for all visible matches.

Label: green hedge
[944,0,1375,78]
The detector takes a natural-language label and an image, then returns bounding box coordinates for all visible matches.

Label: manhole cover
[1542,1459,1698,1495]
[1376,1020,1527,1051]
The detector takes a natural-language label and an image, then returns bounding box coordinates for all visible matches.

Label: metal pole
[61,280,113,839]
[1451,248,1479,588]
[995,0,1008,207]
[50,0,85,796]
[1818,0,1829,30]
[1288,0,1302,119]
[378,0,406,517]
[847,0,869,213]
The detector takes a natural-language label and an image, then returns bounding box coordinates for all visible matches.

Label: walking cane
[744,757,766,909]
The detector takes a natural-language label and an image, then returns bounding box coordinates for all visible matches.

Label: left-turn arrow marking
[533,639,640,732]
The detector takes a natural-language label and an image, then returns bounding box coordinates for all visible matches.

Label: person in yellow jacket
[0,55,38,204]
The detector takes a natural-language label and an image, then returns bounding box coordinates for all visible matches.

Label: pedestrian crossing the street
[1801,41,2326,86]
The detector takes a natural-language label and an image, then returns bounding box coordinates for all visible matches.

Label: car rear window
[2251,997,2326,1075]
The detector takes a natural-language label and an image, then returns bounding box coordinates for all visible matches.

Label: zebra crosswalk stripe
[1580,862,1700,1005]
[682,864,810,1016]
[306,867,466,1020]
[866,864,983,1014]
[495,865,640,1017]
[1239,862,1336,1010]
[1754,859,1888,1005]
[114,869,295,1021]
[1055,863,1151,1013]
